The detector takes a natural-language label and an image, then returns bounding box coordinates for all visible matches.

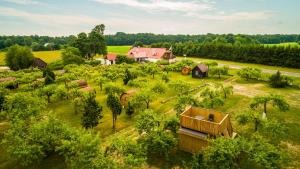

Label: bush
[43,68,55,85]
[86,60,102,66]
[116,55,135,64]
[62,47,84,65]
[269,71,293,88]
[48,60,64,70]
[164,117,180,134]
[5,45,34,70]
[237,67,262,81]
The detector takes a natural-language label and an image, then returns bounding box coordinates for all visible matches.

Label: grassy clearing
[107,46,131,55]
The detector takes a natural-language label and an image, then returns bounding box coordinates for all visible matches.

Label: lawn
[107,46,131,55]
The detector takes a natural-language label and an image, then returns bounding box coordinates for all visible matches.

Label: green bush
[269,71,293,88]
[5,45,34,70]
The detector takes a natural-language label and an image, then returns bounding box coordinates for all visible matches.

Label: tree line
[1,33,300,51]
[151,42,300,68]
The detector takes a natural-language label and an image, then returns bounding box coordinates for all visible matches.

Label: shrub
[116,55,135,64]
[238,67,262,81]
[62,47,84,65]
[269,71,293,88]
[48,60,64,70]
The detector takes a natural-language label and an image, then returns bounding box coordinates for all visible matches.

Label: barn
[32,58,47,69]
[178,106,236,153]
[192,64,208,78]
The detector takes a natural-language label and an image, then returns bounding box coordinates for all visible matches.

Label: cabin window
[195,71,199,76]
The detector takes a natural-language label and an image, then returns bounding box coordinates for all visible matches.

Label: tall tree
[81,93,103,129]
[61,47,84,65]
[106,93,122,130]
[88,24,107,59]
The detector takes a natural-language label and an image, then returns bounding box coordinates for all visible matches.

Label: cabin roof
[193,64,208,73]
[32,58,47,69]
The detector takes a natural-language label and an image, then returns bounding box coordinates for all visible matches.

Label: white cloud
[2,0,39,5]
[191,11,275,21]
[93,0,214,13]
[0,7,102,26]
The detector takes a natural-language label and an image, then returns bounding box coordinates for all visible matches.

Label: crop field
[107,46,131,55]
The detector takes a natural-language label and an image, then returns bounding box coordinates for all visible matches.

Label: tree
[88,24,107,59]
[216,83,233,99]
[269,71,293,88]
[139,129,177,158]
[61,47,84,65]
[4,93,46,121]
[115,55,135,64]
[250,94,289,117]
[236,110,263,131]
[97,77,108,91]
[5,45,34,70]
[73,97,84,114]
[132,90,154,109]
[164,117,180,134]
[209,66,229,79]
[169,80,191,95]
[201,87,224,108]
[151,82,166,94]
[133,41,144,47]
[0,90,6,111]
[81,93,103,129]
[135,109,160,134]
[38,84,57,103]
[161,72,170,83]
[174,94,198,115]
[107,93,122,130]
[125,101,134,117]
[123,68,135,85]
[237,67,262,81]
[43,67,56,85]
[104,84,125,95]
[143,63,160,79]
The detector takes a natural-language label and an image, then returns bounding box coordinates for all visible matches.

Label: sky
[0,0,299,36]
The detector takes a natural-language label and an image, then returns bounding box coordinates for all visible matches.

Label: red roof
[106,54,117,61]
[128,47,168,59]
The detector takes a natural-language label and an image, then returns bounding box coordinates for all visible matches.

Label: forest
[1,33,300,51]
[151,42,300,68]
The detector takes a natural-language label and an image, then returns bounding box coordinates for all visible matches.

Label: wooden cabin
[32,58,47,69]
[192,64,208,78]
[120,89,137,106]
[181,66,192,75]
[178,106,235,153]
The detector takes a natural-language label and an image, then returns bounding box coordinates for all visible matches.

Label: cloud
[0,7,102,26]
[191,11,275,21]
[93,0,214,13]
[2,0,39,5]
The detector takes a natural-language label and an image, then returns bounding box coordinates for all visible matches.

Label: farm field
[0,61,300,168]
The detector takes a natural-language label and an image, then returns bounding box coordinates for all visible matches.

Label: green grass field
[107,46,131,55]
[264,42,300,47]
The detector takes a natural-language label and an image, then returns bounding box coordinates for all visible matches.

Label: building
[178,106,236,153]
[105,54,117,65]
[192,64,209,78]
[32,58,47,69]
[127,47,175,63]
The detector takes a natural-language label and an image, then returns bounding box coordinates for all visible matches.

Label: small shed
[178,106,236,153]
[181,66,192,75]
[192,64,208,78]
[120,89,137,106]
[32,58,47,69]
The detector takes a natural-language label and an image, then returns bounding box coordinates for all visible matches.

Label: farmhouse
[192,64,208,78]
[32,58,47,69]
[105,54,117,65]
[178,106,236,153]
[127,47,175,63]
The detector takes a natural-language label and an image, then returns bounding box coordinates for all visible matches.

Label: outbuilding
[192,64,208,78]
[32,58,47,69]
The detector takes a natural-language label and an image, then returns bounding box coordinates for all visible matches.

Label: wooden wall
[178,132,209,153]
